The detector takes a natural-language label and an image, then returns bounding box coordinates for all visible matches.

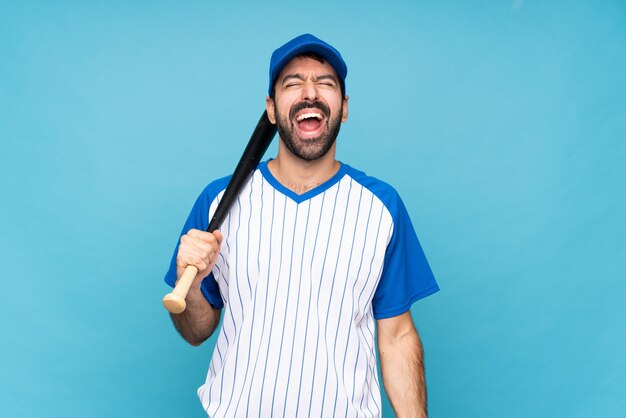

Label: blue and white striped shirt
[165,161,439,417]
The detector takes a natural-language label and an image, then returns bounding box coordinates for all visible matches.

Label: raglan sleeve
[371,192,439,319]
[163,186,224,309]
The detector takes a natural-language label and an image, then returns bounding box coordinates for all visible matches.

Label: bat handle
[162,265,199,314]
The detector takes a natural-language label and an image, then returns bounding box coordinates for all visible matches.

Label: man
[164,34,439,418]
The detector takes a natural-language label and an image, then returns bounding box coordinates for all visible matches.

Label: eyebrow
[282,74,338,83]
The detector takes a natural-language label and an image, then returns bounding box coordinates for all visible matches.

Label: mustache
[289,100,330,120]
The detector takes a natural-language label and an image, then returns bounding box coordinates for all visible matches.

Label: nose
[300,80,318,102]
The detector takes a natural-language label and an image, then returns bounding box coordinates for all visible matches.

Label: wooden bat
[162,111,277,314]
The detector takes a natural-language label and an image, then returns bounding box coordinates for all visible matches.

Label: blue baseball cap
[268,33,347,96]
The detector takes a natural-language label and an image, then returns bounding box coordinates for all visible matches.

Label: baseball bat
[162,110,277,314]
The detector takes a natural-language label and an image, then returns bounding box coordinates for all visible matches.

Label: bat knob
[162,293,187,314]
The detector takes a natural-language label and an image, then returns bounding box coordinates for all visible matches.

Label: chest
[212,177,392,314]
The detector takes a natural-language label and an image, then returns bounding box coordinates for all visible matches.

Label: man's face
[267,56,348,161]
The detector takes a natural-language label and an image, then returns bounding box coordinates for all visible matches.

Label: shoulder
[342,163,404,216]
[197,174,232,203]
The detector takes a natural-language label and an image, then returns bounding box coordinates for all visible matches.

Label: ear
[266,96,277,124]
[341,95,349,122]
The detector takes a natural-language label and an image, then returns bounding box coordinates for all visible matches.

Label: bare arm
[377,311,428,418]
[169,229,223,346]
[170,287,221,346]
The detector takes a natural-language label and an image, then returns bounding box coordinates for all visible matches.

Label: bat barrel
[207,111,276,232]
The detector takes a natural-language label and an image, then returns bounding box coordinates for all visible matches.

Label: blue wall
[1,1,624,417]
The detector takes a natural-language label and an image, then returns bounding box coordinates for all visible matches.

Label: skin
[169,229,223,346]
[170,56,429,415]
[378,311,429,418]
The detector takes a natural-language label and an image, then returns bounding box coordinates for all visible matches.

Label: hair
[299,52,326,64]
[270,53,345,98]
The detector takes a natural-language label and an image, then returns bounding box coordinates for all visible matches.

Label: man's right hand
[176,229,223,289]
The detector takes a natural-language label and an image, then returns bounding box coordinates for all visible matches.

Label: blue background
[1,1,624,417]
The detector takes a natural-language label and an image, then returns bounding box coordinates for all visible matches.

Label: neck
[268,142,340,195]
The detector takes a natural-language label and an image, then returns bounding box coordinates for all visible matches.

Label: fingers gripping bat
[162,111,277,314]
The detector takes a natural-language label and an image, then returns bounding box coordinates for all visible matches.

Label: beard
[274,99,343,161]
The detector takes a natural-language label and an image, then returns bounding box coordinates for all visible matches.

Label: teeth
[296,112,322,122]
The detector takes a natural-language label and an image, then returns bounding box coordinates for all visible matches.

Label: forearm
[170,286,220,346]
[379,320,428,418]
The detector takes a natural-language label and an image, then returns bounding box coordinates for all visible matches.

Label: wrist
[187,283,204,296]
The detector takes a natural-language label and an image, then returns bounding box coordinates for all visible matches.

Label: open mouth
[294,109,325,136]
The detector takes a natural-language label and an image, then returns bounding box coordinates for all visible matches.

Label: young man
[164,34,439,418]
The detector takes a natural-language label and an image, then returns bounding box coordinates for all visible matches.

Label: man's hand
[176,229,223,287]
[378,311,428,418]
